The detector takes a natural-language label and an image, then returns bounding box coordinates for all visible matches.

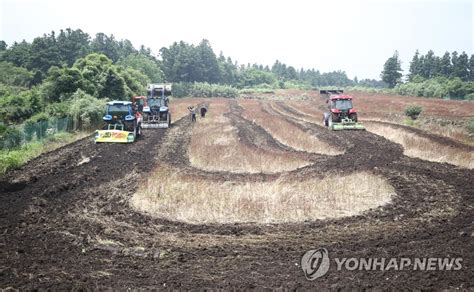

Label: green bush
[405,105,423,120]
[68,89,107,130]
[172,82,239,98]
[0,126,23,149]
[464,93,474,101]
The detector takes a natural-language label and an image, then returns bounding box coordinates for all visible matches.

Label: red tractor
[321,90,365,130]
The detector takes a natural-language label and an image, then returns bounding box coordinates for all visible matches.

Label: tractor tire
[349,113,358,122]
[168,113,171,128]
[331,113,340,123]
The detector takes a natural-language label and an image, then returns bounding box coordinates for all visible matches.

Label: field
[1,91,473,289]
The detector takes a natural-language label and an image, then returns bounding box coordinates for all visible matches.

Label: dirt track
[1,99,473,289]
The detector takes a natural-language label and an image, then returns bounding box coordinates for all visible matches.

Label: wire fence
[0,117,74,151]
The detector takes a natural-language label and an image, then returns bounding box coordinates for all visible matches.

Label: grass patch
[239,100,342,155]
[189,100,310,173]
[0,131,88,174]
[365,123,473,169]
[132,166,395,224]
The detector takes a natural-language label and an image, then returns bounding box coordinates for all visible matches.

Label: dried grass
[188,99,310,173]
[239,100,341,155]
[365,123,473,169]
[132,166,395,224]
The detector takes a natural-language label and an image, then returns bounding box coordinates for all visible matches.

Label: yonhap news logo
[301,248,463,281]
[301,248,330,280]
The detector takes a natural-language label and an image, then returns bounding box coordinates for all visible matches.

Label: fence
[0,116,73,151]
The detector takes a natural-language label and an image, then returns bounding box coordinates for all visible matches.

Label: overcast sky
[0,0,472,80]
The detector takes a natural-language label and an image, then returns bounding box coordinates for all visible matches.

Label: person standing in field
[188,106,196,122]
[200,106,207,118]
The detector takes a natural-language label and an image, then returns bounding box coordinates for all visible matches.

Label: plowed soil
[1,99,473,289]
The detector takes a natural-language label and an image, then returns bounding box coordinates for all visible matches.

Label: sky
[0,0,472,80]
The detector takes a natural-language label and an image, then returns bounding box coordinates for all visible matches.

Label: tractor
[133,84,172,128]
[94,101,142,143]
[321,90,365,130]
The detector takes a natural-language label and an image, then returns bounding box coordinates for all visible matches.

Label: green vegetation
[0,131,80,174]
[405,105,423,120]
[381,51,403,88]
[173,82,239,98]
[368,50,474,99]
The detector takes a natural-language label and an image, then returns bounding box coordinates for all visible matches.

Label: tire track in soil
[1,99,473,289]
[226,101,324,162]
[362,119,474,152]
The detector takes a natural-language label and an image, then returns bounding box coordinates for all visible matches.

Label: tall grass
[365,123,473,168]
[188,100,309,173]
[239,100,341,155]
[0,132,88,174]
[132,166,395,224]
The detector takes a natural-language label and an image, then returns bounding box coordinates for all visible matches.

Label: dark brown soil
[0,100,473,290]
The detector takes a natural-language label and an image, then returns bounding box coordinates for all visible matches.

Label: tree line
[380,50,474,99]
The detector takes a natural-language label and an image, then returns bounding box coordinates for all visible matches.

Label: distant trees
[408,50,473,81]
[118,53,164,82]
[0,29,153,85]
[381,51,403,88]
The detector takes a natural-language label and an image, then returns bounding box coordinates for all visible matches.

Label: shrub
[68,89,107,130]
[0,126,23,150]
[405,105,423,120]
[172,82,239,98]
[464,93,474,101]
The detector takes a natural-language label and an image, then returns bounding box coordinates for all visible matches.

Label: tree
[238,67,277,87]
[421,50,436,78]
[118,53,164,82]
[73,53,126,99]
[409,50,422,81]
[450,51,458,78]
[56,28,91,66]
[381,51,403,88]
[28,31,62,75]
[439,52,452,77]
[469,55,474,81]
[42,66,84,102]
[1,40,31,68]
[90,33,120,62]
[453,51,469,81]
[196,39,220,83]
[0,61,33,87]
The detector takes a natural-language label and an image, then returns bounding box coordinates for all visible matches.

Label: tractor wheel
[328,116,333,129]
[168,113,171,128]
[331,113,340,123]
[349,113,358,122]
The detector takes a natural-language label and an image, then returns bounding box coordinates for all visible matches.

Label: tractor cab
[139,83,172,128]
[328,95,357,120]
[321,89,365,131]
[103,101,135,123]
[94,101,142,143]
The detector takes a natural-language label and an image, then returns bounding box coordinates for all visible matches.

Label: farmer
[200,106,207,118]
[188,106,196,122]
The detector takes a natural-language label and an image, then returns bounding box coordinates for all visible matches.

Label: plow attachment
[141,121,169,129]
[330,118,365,131]
[141,114,170,129]
[95,124,135,143]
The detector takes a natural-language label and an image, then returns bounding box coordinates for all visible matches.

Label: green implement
[330,118,365,131]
